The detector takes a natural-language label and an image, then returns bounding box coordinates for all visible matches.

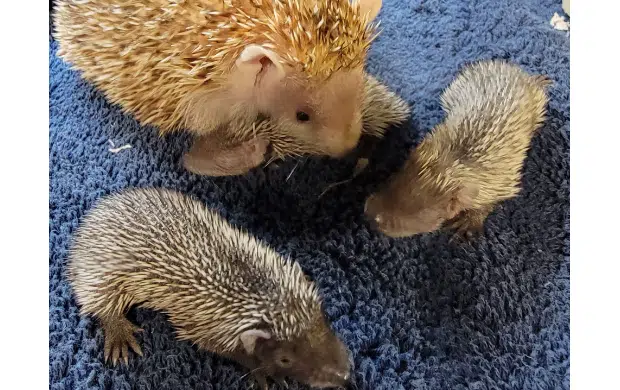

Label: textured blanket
[49,0,570,389]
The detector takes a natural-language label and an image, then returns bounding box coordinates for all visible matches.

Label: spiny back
[437,60,549,162]
[68,188,322,352]
[415,60,549,202]
[53,0,376,132]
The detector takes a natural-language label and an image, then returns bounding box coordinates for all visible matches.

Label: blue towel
[49,1,569,389]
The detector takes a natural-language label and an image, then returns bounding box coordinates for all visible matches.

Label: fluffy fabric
[49,0,569,389]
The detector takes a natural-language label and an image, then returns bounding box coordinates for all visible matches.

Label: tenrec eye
[296,111,310,122]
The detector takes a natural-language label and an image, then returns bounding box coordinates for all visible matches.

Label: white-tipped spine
[67,188,323,353]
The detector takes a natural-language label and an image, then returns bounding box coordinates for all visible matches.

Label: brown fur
[67,188,351,389]
[183,72,411,176]
[53,0,382,161]
[365,60,550,238]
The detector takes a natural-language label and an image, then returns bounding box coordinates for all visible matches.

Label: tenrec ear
[354,0,382,22]
[239,329,272,355]
[447,183,479,218]
[236,45,285,81]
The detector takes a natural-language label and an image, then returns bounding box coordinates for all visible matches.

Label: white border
[0,2,50,389]
[571,1,620,389]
